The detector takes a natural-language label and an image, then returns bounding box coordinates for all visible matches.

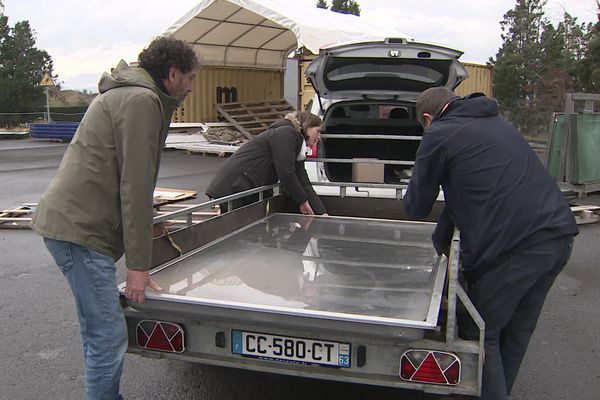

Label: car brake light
[400,350,460,385]
[136,320,185,353]
[306,143,318,158]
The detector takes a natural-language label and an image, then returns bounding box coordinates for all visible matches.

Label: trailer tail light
[400,350,460,385]
[136,320,185,353]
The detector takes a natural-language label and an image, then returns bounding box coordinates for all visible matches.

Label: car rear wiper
[361,94,399,100]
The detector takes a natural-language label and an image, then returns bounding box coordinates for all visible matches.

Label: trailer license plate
[232,330,350,367]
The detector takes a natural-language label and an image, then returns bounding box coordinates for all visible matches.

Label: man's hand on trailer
[125,270,163,304]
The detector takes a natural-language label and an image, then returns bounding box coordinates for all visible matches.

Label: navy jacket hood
[436,93,498,122]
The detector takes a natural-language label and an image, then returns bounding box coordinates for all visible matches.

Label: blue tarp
[30,122,79,141]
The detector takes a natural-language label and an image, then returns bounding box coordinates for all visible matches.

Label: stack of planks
[0,204,36,229]
[570,204,600,225]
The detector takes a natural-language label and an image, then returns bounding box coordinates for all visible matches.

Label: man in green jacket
[31,36,200,400]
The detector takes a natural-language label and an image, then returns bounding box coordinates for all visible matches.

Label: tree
[492,1,599,135]
[534,13,589,119]
[316,0,328,9]
[331,0,361,16]
[575,2,600,92]
[0,13,53,126]
[491,0,548,134]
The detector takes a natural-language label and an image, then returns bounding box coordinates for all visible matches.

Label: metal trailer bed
[120,186,484,396]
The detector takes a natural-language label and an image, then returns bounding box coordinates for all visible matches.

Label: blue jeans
[44,238,127,400]
[464,235,574,400]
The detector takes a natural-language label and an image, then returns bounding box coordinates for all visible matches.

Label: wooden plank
[0,204,34,229]
[224,110,294,118]
[570,205,600,212]
[0,194,212,231]
[573,211,600,225]
[218,99,289,108]
[246,127,270,134]
[0,209,31,214]
[219,104,293,112]
[559,181,600,198]
[570,204,600,225]
[215,103,254,140]
[570,93,600,102]
[238,118,285,125]
[216,99,297,139]
[153,187,197,206]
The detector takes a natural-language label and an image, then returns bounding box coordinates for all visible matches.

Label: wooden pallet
[216,99,296,139]
[1,188,198,230]
[0,204,36,229]
[559,181,600,199]
[570,204,600,225]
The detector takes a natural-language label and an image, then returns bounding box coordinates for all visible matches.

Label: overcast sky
[3,0,598,91]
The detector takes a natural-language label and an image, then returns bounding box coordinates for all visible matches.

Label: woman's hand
[299,201,314,215]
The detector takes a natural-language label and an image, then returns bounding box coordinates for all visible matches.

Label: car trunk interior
[321,101,423,184]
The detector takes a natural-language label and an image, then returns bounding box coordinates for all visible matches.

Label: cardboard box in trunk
[352,159,384,183]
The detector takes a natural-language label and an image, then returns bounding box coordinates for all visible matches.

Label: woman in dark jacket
[206,111,327,215]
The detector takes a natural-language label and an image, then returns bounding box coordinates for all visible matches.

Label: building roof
[163,0,412,70]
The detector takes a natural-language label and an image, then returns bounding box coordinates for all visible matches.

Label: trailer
[119,185,484,397]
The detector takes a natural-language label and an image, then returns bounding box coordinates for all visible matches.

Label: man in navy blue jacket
[404,88,578,400]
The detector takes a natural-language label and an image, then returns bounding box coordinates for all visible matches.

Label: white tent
[163,0,412,70]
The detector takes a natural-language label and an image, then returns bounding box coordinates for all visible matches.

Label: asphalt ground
[1,139,599,400]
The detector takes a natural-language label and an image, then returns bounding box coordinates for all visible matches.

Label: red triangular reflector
[136,326,149,347]
[139,321,156,336]
[147,324,174,352]
[444,360,460,384]
[400,355,417,379]
[161,323,179,339]
[413,353,447,384]
[170,331,184,352]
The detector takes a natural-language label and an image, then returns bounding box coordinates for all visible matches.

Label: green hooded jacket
[32,60,179,270]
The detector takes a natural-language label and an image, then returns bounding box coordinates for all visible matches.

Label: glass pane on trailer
[150,214,443,325]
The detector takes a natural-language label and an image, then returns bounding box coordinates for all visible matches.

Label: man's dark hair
[138,36,199,79]
[416,87,456,127]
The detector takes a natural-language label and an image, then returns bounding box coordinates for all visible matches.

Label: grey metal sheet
[149,213,445,328]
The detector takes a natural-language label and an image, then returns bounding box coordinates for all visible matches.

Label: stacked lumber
[1,188,198,230]
[0,204,35,229]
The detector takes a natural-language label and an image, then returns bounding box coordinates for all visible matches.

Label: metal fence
[0,107,87,127]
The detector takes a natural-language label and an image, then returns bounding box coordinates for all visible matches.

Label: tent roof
[163,0,412,70]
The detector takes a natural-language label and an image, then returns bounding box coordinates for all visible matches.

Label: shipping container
[454,62,494,97]
[172,66,284,123]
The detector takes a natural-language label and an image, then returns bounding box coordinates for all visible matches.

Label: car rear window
[324,58,452,92]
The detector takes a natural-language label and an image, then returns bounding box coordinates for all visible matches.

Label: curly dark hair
[138,36,199,79]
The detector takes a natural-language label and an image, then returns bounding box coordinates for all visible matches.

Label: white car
[304,38,467,199]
